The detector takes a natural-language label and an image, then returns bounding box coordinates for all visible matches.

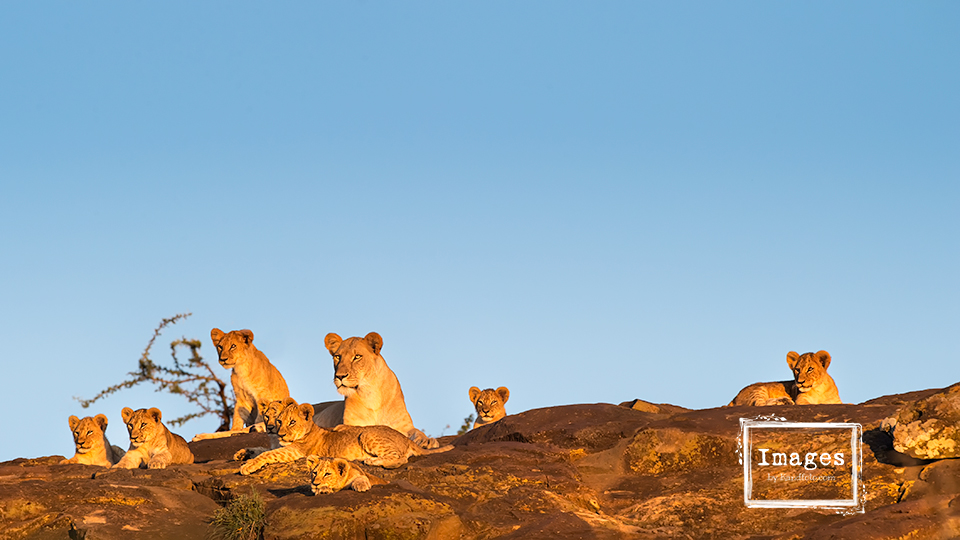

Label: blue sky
[1,2,958,462]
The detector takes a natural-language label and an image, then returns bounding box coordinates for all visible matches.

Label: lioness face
[307,457,348,495]
[324,332,383,397]
[69,414,108,454]
[210,328,256,369]
[470,387,509,423]
[121,407,163,448]
[276,402,314,444]
[787,351,831,393]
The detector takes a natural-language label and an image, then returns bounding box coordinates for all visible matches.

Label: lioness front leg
[239,447,304,475]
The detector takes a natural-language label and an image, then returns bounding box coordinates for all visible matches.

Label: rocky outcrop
[3,391,960,539]
[883,383,960,460]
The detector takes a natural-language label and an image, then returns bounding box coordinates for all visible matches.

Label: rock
[886,383,960,459]
[2,392,960,539]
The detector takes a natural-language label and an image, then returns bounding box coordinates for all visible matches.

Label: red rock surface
[2,390,960,539]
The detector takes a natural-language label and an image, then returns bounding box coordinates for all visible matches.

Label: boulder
[885,383,960,459]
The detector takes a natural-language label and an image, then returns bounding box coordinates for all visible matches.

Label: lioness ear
[497,387,510,403]
[121,407,134,423]
[239,329,254,344]
[305,455,320,469]
[68,415,80,431]
[325,333,343,354]
[148,407,162,423]
[334,458,348,476]
[299,403,315,422]
[786,351,800,371]
[211,328,225,344]
[469,387,481,403]
[364,332,383,355]
[816,350,831,369]
[94,414,109,431]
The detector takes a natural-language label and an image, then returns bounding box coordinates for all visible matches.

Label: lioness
[60,414,125,467]
[728,350,842,406]
[314,332,438,449]
[469,386,510,429]
[114,407,194,469]
[306,456,387,494]
[193,328,291,441]
[239,399,453,475]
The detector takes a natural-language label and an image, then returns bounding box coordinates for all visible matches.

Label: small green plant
[457,414,475,435]
[209,489,266,540]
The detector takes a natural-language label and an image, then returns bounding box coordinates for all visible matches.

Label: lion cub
[469,386,510,429]
[728,351,842,406]
[114,407,195,469]
[60,414,125,467]
[193,328,291,441]
[306,456,387,494]
[239,399,453,475]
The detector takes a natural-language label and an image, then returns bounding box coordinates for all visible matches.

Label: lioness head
[68,414,109,454]
[275,399,315,444]
[469,387,509,424]
[210,328,256,369]
[324,332,383,397]
[306,456,351,495]
[257,398,296,435]
[787,351,831,393]
[121,407,164,448]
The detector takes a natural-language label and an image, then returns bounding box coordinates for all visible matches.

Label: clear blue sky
[2,2,957,462]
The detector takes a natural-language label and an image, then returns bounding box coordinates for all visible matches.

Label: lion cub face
[121,407,164,448]
[69,414,109,454]
[258,398,295,435]
[324,332,383,397]
[469,387,510,424]
[276,400,315,444]
[307,457,354,494]
[787,351,831,393]
[210,328,256,369]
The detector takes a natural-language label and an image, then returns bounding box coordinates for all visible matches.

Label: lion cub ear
[121,407,134,423]
[282,397,298,410]
[211,328,225,344]
[816,350,831,369]
[239,329,254,344]
[786,351,801,371]
[333,458,349,477]
[469,387,481,403]
[298,403,315,422]
[325,333,343,355]
[364,332,383,355]
[305,455,320,470]
[94,414,109,431]
[68,415,81,431]
[148,407,163,423]
[496,387,510,403]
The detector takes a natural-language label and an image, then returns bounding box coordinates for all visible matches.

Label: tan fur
[114,407,194,469]
[728,351,842,406]
[60,414,125,467]
[232,398,291,461]
[469,386,510,429]
[306,456,387,494]
[316,332,438,449]
[239,399,453,475]
[193,328,291,441]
